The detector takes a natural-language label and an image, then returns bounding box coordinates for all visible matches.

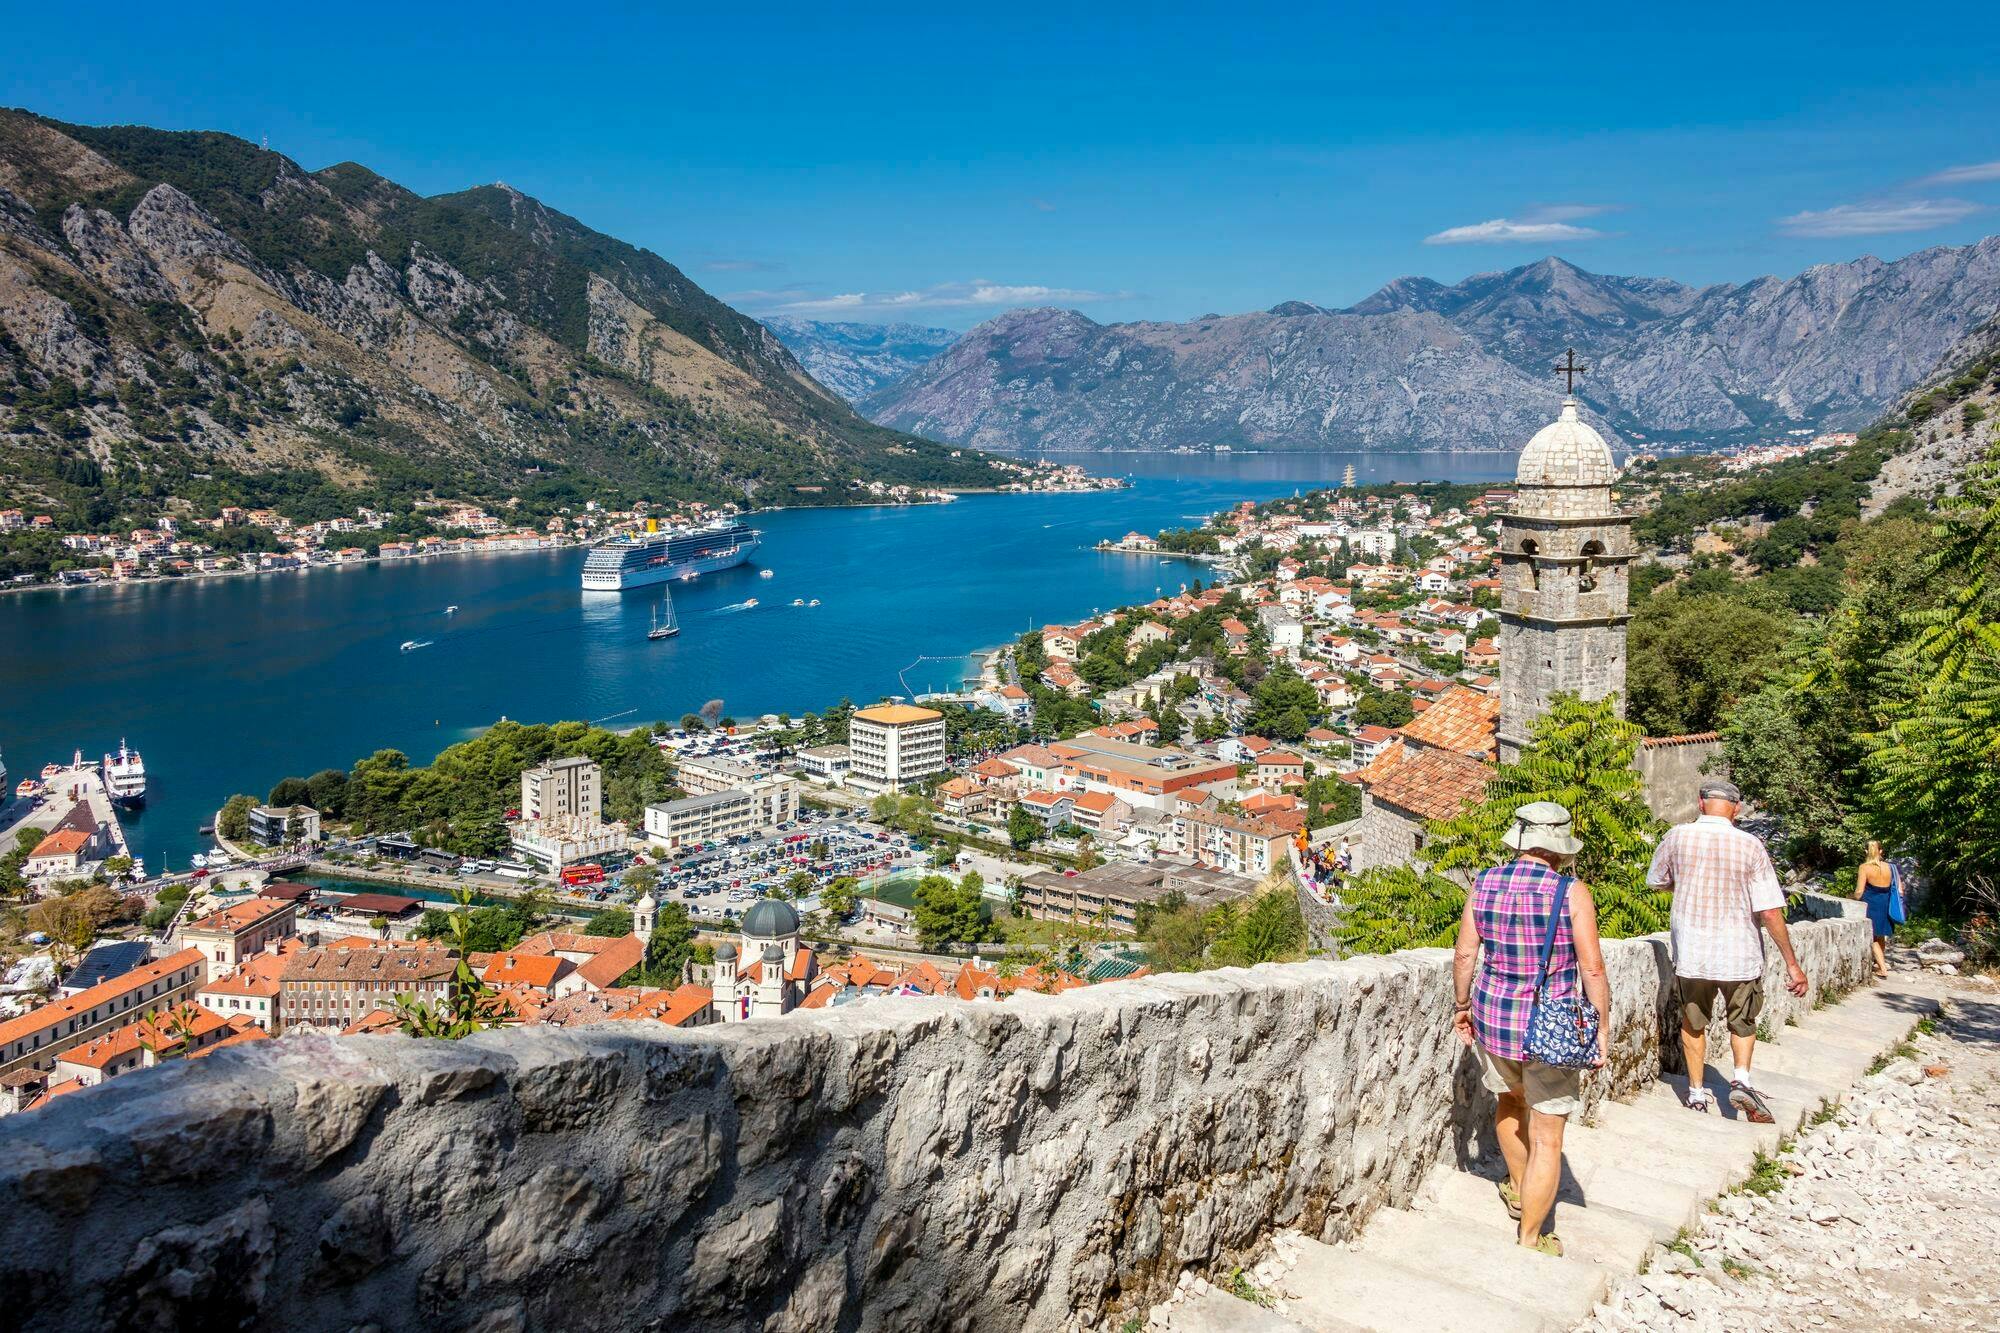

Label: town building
[1496,396,1634,763]
[795,744,853,783]
[247,804,321,845]
[1042,735,1240,814]
[276,945,454,1034]
[1174,806,1301,878]
[645,789,760,851]
[520,756,602,822]
[177,896,299,971]
[0,948,206,1079]
[847,704,947,792]
[1017,861,1258,934]
[195,943,299,1032]
[50,1003,240,1089]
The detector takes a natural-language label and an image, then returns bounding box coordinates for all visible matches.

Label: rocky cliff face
[863,305,1614,452]
[866,245,2000,452]
[0,111,993,519]
[762,317,959,402]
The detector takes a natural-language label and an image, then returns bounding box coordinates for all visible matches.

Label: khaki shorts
[1481,1051,1581,1117]
[1679,977,1764,1038]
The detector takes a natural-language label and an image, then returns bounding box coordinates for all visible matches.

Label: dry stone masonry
[0,913,1871,1332]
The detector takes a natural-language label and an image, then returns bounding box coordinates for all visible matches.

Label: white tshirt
[1647,814,1785,982]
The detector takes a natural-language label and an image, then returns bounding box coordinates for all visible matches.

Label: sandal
[1528,1234,1564,1257]
[1498,1179,1522,1221]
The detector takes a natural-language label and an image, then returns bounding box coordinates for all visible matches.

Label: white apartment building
[520,756,601,823]
[847,705,947,791]
[644,791,758,850]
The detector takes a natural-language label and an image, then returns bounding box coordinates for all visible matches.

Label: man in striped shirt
[1646,779,1808,1122]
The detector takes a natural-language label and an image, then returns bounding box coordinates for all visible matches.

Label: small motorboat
[400,640,433,652]
[759,569,774,579]
[190,853,208,869]
[444,605,459,614]
[791,598,805,607]
[741,598,758,608]
[808,598,820,607]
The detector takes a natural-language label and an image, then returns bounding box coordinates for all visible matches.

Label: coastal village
[0,390,1740,1114]
[0,454,1116,590]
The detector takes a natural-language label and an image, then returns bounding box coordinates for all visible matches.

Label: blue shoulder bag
[1523,874,1601,1070]
[1888,863,1907,925]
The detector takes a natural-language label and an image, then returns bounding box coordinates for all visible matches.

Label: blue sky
[7,2,1999,328]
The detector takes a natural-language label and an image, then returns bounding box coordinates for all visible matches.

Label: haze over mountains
[0,111,994,520]
[847,244,2000,453]
[762,318,958,402]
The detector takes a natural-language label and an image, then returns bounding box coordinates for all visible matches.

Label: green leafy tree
[1339,695,1670,953]
[217,793,258,842]
[1626,592,1790,736]
[1211,887,1306,966]
[820,875,860,922]
[912,873,997,951]
[1007,804,1041,851]
[584,907,634,937]
[1352,691,1414,730]
[638,901,697,984]
[784,870,817,900]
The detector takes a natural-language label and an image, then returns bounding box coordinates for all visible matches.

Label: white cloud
[1422,205,1617,246]
[1776,198,1982,237]
[733,278,1132,317]
[1916,161,2000,187]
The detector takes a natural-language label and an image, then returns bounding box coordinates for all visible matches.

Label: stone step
[1273,1237,1556,1333]
[1351,1205,1611,1326]
[1743,1035,1870,1086]
[1591,1090,1783,1156]
[1411,1165,1659,1270]
[1164,1285,1323,1333]
[1558,1119,1746,1197]
[1557,1160,1702,1239]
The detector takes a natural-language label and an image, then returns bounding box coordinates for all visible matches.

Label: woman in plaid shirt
[1452,801,1612,1257]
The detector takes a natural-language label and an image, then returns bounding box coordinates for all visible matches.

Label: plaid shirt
[1647,815,1784,982]
[1470,857,1575,1062]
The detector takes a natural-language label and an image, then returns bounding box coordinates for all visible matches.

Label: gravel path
[1584,977,2000,1332]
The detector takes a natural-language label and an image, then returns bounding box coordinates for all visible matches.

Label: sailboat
[647,593,680,640]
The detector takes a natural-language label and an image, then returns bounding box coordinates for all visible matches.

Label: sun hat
[1502,800,1583,857]
[1697,778,1742,803]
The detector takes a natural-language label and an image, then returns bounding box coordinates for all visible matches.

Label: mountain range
[857,245,2000,452]
[0,111,996,526]
[762,317,958,402]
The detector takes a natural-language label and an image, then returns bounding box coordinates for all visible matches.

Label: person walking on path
[1854,841,1899,978]
[1453,801,1611,1256]
[1647,779,1809,1123]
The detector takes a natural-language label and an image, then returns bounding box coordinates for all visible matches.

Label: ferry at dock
[581,519,759,591]
[102,739,147,808]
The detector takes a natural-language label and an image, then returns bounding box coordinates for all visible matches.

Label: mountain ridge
[863,242,2000,451]
[0,110,998,527]
[762,317,959,402]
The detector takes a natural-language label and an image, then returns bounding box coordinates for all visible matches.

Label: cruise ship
[581,519,760,591]
[102,740,147,808]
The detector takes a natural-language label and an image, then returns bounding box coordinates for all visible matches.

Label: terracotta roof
[1396,685,1499,759]
[25,1077,85,1110]
[1364,746,1492,822]
[27,829,90,858]
[183,896,293,936]
[0,948,204,1049]
[56,1003,230,1070]
[191,1026,271,1056]
[1072,790,1119,813]
[574,934,646,989]
[281,946,454,985]
[482,953,573,990]
[341,1010,402,1035]
[1639,732,1721,748]
[972,758,1018,778]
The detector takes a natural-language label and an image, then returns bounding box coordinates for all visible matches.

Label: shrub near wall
[0,917,1871,1333]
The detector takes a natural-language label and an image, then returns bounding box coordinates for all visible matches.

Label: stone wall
[0,918,1872,1333]
[1636,735,1726,824]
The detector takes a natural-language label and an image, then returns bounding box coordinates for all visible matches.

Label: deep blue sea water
[0,451,1513,869]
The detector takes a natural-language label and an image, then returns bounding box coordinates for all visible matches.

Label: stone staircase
[1151,979,1942,1333]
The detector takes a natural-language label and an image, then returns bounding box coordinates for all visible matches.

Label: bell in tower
[1496,352,1634,763]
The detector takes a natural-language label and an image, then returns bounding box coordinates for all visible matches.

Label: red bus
[560,863,605,887]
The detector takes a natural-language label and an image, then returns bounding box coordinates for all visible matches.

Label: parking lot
[650,808,927,919]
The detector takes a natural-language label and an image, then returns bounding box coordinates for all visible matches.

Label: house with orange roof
[1067,788,1131,834]
[508,930,647,992]
[23,827,97,881]
[0,947,206,1079]
[50,1002,235,1090]
[195,940,301,1031]
[1253,752,1307,792]
[178,895,299,971]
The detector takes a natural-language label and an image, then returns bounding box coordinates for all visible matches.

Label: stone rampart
[0,917,1871,1333]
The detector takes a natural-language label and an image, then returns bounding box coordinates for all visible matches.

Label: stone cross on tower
[1495,383,1634,763]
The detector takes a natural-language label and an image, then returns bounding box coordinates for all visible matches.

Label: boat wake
[715,599,759,614]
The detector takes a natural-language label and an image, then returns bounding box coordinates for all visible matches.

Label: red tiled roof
[1364,746,1492,822]
[1395,685,1499,759]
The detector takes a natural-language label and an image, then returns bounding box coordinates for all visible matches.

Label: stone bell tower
[1497,355,1633,763]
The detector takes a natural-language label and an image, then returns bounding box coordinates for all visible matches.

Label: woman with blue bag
[1855,841,1903,978]
[1452,801,1613,1257]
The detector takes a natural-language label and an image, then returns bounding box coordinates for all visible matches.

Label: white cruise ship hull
[581,537,759,591]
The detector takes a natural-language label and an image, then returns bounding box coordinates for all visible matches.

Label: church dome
[741,899,801,940]
[762,943,785,965]
[1517,398,1616,487]
[714,941,738,961]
